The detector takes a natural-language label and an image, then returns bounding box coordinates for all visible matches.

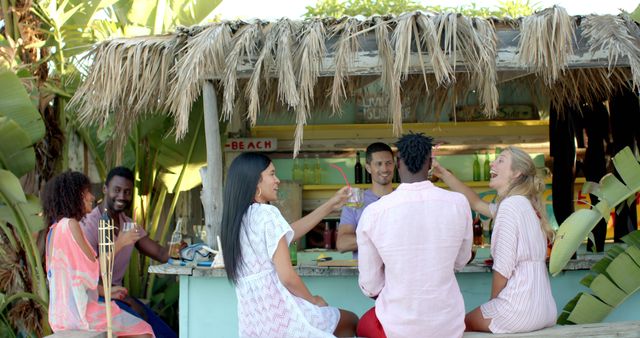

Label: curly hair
[106,166,134,186]
[41,171,91,225]
[395,132,434,174]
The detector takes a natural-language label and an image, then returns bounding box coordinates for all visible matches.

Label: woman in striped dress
[433,146,557,333]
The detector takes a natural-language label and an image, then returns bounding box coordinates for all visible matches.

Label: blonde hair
[497,146,555,242]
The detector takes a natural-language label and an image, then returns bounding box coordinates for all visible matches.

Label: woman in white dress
[433,146,557,333]
[221,152,359,338]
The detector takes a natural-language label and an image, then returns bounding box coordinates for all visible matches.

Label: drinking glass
[193,225,207,243]
[122,222,136,233]
[345,187,364,208]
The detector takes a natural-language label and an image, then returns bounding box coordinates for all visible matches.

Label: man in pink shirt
[356,132,473,338]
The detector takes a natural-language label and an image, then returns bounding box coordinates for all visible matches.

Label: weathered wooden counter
[150,250,640,338]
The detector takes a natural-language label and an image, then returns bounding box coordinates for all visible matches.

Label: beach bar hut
[70,7,640,336]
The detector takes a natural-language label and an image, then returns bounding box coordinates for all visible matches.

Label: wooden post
[201,80,223,249]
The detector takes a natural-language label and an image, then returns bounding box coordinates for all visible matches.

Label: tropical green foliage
[1,0,223,334]
[550,146,640,275]
[305,0,541,18]
[631,3,640,23]
[0,69,48,336]
[558,230,640,324]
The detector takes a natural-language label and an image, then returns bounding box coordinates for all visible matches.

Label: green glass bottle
[292,158,303,183]
[472,153,481,181]
[289,240,298,266]
[483,152,491,181]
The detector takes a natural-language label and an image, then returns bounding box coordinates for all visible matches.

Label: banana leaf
[559,231,640,324]
[0,118,35,178]
[566,293,613,324]
[549,208,603,275]
[632,4,640,23]
[583,273,627,307]
[0,170,47,304]
[0,70,45,144]
[549,147,640,275]
[0,195,43,234]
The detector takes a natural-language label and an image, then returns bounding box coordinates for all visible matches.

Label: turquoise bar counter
[150,249,640,338]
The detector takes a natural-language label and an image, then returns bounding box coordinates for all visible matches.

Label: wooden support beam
[201,81,224,249]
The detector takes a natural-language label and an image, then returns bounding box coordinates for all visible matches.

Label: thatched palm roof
[70,6,640,156]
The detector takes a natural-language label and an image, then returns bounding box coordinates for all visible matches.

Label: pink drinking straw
[329,163,351,189]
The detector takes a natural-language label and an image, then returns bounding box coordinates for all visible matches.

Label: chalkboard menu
[355,91,417,123]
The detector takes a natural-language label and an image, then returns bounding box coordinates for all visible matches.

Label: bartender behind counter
[336,142,395,258]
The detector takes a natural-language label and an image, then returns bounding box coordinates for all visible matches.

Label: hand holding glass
[345,187,364,208]
[121,222,137,233]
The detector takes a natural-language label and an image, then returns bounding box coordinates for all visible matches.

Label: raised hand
[329,186,350,210]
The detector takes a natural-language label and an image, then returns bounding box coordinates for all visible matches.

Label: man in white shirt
[356,132,473,338]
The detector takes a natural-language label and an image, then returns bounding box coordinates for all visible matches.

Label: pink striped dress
[481,195,557,333]
[46,218,154,336]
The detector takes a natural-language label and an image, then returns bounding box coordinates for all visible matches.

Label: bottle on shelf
[393,163,400,183]
[354,151,363,184]
[364,166,372,184]
[314,154,322,184]
[292,157,303,183]
[289,240,298,266]
[483,152,491,181]
[473,214,483,246]
[472,152,481,182]
[323,222,333,249]
[303,155,314,185]
[169,218,183,259]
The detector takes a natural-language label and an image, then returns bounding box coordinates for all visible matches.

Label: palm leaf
[566,293,613,324]
[558,230,640,324]
[0,70,45,144]
[550,147,640,275]
[0,118,36,178]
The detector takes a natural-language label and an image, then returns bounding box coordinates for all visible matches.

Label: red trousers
[356,307,387,338]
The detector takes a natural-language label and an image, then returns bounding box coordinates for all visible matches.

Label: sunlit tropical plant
[557,230,640,324]
[0,69,47,336]
[550,146,640,275]
[549,146,640,324]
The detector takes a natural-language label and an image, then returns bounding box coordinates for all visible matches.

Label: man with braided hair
[355,132,473,338]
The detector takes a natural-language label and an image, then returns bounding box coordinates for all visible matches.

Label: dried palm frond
[8,299,46,337]
[292,19,327,157]
[167,23,231,138]
[329,18,361,114]
[518,6,575,86]
[434,13,498,116]
[544,68,629,114]
[389,13,416,135]
[274,19,301,109]
[415,14,452,87]
[582,14,640,91]
[0,249,24,294]
[222,22,262,121]
[71,35,176,129]
[245,22,277,126]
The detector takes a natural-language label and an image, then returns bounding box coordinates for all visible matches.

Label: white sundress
[235,203,340,338]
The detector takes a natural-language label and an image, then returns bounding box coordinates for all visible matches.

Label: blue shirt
[338,189,380,258]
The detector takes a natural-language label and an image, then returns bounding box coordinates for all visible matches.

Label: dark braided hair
[42,171,91,224]
[395,132,434,174]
